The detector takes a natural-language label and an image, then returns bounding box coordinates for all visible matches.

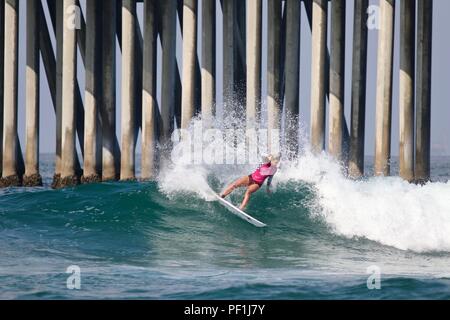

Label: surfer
[220,154,280,210]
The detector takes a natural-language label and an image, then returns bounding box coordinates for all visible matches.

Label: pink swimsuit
[250,162,277,186]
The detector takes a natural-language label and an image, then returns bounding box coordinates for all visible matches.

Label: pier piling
[160,0,177,150]
[201,0,216,124]
[82,0,103,184]
[374,0,395,176]
[1,0,20,187]
[310,0,328,154]
[284,0,301,157]
[415,0,433,183]
[399,0,416,182]
[267,0,282,154]
[120,0,137,181]
[23,0,42,187]
[181,0,198,130]
[60,0,79,187]
[349,0,368,178]
[52,0,64,187]
[246,0,261,129]
[0,0,4,179]
[101,0,120,181]
[222,0,237,118]
[329,0,346,162]
[141,0,159,180]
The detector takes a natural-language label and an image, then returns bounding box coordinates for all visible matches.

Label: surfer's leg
[239,184,260,209]
[220,176,250,198]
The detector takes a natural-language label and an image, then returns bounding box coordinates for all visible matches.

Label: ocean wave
[276,153,450,253]
[158,117,450,253]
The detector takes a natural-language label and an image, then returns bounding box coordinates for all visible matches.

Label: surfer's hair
[261,153,271,164]
[268,153,281,166]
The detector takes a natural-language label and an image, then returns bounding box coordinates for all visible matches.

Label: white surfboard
[213,193,267,228]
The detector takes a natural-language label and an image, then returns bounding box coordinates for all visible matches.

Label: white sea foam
[158,117,261,201]
[278,152,450,253]
[158,160,216,201]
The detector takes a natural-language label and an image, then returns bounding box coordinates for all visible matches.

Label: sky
[11,0,450,156]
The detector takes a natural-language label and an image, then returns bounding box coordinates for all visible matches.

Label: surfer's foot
[220,193,226,198]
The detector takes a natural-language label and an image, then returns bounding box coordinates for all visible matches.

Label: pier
[0,0,435,188]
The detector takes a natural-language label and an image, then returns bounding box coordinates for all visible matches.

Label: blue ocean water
[1,153,450,299]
